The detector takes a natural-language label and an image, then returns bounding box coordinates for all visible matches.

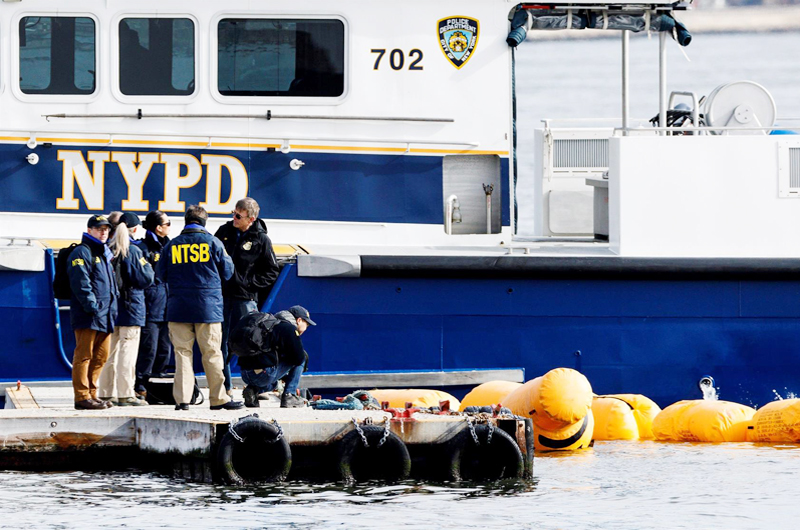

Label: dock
[1,384,533,484]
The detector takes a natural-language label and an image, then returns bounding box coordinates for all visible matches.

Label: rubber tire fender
[217,417,292,485]
[447,423,524,482]
[337,424,411,484]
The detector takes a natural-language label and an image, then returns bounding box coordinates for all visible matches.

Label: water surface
[3,441,798,529]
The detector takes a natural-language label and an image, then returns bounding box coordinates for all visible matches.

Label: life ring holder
[217,414,292,485]
[337,419,411,484]
[447,419,524,481]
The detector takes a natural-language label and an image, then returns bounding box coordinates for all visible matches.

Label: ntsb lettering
[171,243,210,264]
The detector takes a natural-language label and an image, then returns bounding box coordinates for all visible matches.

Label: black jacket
[237,321,305,370]
[214,219,279,301]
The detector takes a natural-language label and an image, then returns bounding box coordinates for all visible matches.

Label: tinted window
[119,18,195,96]
[218,19,344,97]
[19,17,96,95]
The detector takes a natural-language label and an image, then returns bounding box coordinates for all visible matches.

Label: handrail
[43,112,453,123]
[46,249,73,373]
[260,262,295,314]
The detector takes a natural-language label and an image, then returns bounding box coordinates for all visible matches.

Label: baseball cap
[87,214,111,228]
[118,212,141,228]
[287,305,316,326]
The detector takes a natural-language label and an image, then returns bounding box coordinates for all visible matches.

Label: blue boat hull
[5,254,799,408]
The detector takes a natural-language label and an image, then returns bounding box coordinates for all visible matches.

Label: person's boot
[75,399,105,410]
[243,386,259,408]
[280,392,307,409]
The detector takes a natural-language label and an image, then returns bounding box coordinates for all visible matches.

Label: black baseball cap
[87,214,111,228]
[288,305,316,326]
[119,212,141,228]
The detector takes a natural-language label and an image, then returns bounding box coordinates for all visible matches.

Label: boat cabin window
[217,18,344,97]
[119,18,195,96]
[19,17,96,95]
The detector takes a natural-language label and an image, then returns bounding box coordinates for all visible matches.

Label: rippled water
[3,441,799,529]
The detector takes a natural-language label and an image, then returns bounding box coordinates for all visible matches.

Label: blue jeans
[221,299,258,391]
[241,360,304,395]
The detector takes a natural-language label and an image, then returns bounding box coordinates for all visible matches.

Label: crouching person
[229,306,316,408]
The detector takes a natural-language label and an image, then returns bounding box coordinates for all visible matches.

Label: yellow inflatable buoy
[369,389,461,411]
[652,400,755,442]
[592,394,661,441]
[459,380,522,411]
[747,398,800,443]
[503,368,594,451]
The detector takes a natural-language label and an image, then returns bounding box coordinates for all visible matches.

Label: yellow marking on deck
[273,244,305,257]
[38,137,109,144]
[113,139,209,147]
[210,142,281,149]
[41,239,80,250]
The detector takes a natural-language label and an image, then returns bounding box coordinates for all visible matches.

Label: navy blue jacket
[137,232,169,323]
[115,240,155,327]
[157,225,234,323]
[67,233,118,333]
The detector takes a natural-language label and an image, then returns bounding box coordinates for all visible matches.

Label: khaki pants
[72,328,111,402]
[168,322,229,407]
[98,326,141,399]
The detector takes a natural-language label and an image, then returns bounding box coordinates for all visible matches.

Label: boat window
[119,18,195,96]
[217,18,344,97]
[19,17,96,95]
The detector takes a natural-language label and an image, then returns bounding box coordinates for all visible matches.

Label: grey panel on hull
[0,241,45,272]
[295,369,525,390]
[297,254,361,277]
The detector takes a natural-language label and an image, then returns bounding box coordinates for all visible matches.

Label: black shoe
[280,393,307,409]
[175,403,189,411]
[75,399,106,410]
[243,386,260,408]
[211,400,244,411]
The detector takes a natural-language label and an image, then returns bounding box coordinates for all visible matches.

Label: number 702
[371,49,423,71]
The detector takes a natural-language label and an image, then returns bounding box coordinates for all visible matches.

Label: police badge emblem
[242,241,252,251]
[438,17,479,69]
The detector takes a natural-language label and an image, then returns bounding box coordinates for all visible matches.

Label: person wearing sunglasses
[214,197,280,395]
[133,210,174,399]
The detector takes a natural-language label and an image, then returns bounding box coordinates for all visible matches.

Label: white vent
[791,147,800,189]
[553,139,608,169]
[778,142,800,198]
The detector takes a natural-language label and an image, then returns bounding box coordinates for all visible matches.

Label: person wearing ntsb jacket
[157,205,243,410]
[214,197,280,394]
[134,210,172,397]
[67,214,119,410]
[98,212,154,406]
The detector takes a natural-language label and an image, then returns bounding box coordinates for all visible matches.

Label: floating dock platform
[1,384,533,484]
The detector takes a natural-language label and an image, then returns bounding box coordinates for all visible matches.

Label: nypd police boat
[1,0,798,408]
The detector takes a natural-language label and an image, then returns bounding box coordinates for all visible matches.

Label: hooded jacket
[67,233,119,333]
[214,218,279,301]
